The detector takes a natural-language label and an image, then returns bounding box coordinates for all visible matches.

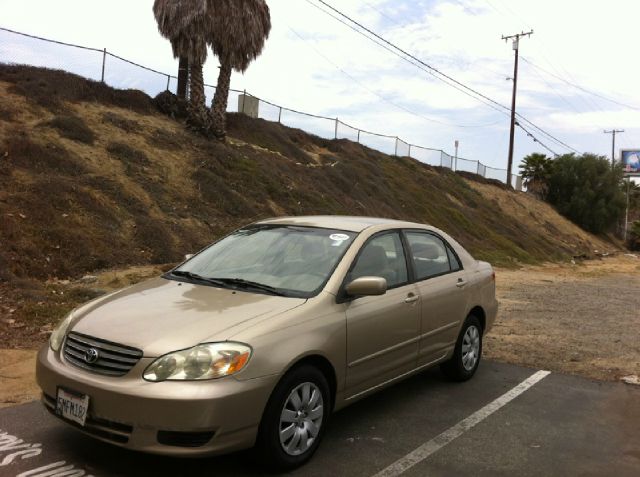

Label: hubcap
[279,382,324,456]
[461,325,481,371]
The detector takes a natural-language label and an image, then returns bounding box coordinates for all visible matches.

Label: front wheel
[255,365,330,470]
[441,315,483,381]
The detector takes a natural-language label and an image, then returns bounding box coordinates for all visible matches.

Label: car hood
[70,277,306,357]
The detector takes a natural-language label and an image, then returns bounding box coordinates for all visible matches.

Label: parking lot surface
[0,361,638,476]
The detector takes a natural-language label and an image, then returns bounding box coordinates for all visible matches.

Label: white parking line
[372,370,551,477]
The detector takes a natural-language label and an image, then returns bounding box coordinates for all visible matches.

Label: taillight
[491,271,496,281]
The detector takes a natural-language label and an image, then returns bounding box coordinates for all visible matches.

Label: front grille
[157,430,216,448]
[63,332,143,377]
[43,393,133,444]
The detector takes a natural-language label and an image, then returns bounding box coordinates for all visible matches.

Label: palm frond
[207,0,271,72]
[153,0,210,63]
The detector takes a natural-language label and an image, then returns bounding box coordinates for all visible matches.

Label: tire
[441,315,483,381]
[255,364,330,471]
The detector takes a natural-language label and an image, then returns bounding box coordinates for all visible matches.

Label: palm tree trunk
[177,56,188,100]
[211,60,232,141]
[185,62,213,137]
[189,62,205,108]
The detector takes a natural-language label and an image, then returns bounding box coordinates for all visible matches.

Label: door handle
[456,279,467,288]
[404,293,419,303]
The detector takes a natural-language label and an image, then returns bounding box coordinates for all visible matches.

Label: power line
[517,122,559,157]
[521,57,640,112]
[313,0,512,113]
[514,113,579,154]
[521,56,635,149]
[308,0,579,154]
[476,2,584,153]
[482,0,636,150]
[287,26,502,129]
[525,59,587,116]
[303,0,508,118]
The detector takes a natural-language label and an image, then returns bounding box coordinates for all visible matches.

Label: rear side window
[447,245,462,272]
[349,232,408,289]
[405,232,453,280]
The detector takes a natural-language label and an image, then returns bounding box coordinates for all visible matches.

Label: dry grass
[0,349,40,408]
[0,64,154,114]
[44,113,96,144]
[466,180,615,257]
[487,255,640,381]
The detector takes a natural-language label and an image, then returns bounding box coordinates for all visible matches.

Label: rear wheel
[255,365,330,470]
[441,315,482,381]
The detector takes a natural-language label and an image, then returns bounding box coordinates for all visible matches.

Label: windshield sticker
[329,233,350,241]
[329,233,350,247]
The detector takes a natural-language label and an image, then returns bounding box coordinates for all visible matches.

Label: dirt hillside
[0,64,617,344]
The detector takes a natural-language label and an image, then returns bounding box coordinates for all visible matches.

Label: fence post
[334,118,338,139]
[394,137,399,156]
[278,107,282,123]
[440,151,444,167]
[101,48,106,83]
[408,144,412,158]
[165,74,170,91]
[357,130,360,143]
[477,161,481,175]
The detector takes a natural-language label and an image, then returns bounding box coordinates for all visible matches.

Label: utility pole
[624,177,631,240]
[502,30,533,188]
[603,129,624,168]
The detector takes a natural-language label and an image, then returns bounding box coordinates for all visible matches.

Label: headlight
[49,312,75,352]
[143,342,252,382]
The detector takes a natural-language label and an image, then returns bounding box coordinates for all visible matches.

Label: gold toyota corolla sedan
[37,216,497,469]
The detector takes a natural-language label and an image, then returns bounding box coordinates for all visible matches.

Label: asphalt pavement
[0,361,638,477]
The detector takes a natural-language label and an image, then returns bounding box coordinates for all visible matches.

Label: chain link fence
[0,26,522,189]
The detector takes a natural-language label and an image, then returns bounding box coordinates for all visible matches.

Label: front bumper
[36,345,278,457]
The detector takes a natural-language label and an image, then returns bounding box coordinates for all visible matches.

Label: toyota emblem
[84,347,99,364]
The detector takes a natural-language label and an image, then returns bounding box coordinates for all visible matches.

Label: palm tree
[207,0,271,140]
[520,152,553,199]
[153,0,209,109]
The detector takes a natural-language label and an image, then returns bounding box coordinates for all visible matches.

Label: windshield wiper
[169,270,228,287]
[208,277,286,296]
[170,272,286,296]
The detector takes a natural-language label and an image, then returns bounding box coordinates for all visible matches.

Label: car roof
[254,216,430,233]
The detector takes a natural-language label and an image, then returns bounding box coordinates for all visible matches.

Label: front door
[344,231,421,397]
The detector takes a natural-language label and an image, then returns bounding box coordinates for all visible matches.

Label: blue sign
[621,150,640,174]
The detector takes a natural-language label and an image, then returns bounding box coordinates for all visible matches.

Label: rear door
[344,231,421,397]
[404,230,470,366]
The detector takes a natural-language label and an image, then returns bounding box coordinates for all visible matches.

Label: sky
[1,0,640,176]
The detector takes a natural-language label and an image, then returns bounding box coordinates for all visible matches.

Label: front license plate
[56,388,90,426]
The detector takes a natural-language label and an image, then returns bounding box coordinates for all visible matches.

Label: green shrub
[546,154,625,234]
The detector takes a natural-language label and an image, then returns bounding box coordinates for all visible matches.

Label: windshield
[169,225,357,298]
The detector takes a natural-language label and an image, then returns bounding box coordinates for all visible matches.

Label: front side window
[405,232,452,280]
[170,225,356,297]
[348,232,408,289]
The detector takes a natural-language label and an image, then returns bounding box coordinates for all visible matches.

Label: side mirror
[184,254,194,261]
[345,276,387,297]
